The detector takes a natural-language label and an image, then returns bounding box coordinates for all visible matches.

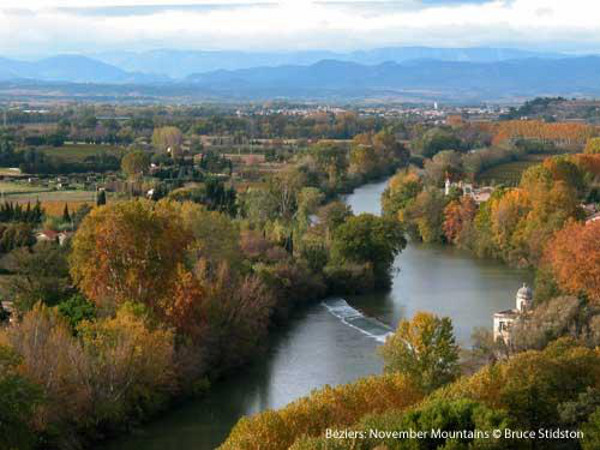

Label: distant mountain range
[0,48,599,102]
[182,57,600,101]
[0,55,166,84]
[92,47,566,79]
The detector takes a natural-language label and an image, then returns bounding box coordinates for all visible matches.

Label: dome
[517,283,533,300]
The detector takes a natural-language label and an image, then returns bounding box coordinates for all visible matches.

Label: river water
[103,179,532,450]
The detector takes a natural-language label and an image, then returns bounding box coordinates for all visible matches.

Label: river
[102,179,532,450]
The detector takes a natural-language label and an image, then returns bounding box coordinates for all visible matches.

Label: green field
[5,190,97,203]
[0,181,50,195]
[37,144,125,162]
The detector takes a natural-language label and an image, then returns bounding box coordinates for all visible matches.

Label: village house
[36,230,73,246]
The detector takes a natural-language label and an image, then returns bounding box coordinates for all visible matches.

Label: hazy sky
[1,0,598,57]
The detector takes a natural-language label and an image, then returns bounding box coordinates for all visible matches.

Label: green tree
[0,345,42,450]
[582,408,600,450]
[96,189,107,206]
[331,214,406,287]
[57,294,96,333]
[7,242,72,313]
[413,127,462,158]
[62,203,70,223]
[380,311,460,392]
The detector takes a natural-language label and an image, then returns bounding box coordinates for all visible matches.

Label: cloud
[1,0,599,56]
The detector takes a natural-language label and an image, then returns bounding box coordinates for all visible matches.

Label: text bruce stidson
[325,428,584,441]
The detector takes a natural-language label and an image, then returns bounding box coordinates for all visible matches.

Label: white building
[493,283,533,346]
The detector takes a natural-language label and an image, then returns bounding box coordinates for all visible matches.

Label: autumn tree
[70,200,191,310]
[381,170,423,217]
[545,220,600,303]
[380,311,460,392]
[585,137,600,154]
[77,303,175,422]
[424,150,463,185]
[401,188,447,243]
[121,149,151,179]
[443,195,477,246]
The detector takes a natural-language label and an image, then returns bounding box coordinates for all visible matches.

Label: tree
[121,149,150,179]
[585,137,600,154]
[582,408,600,450]
[0,223,35,253]
[62,203,71,223]
[381,170,423,217]
[7,242,72,313]
[423,150,463,185]
[268,167,306,222]
[401,189,447,243]
[380,311,460,392]
[0,345,42,450]
[96,190,106,206]
[331,214,406,287]
[180,202,242,270]
[152,126,183,156]
[443,196,477,246]
[70,200,192,311]
[412,127,462,158]
[77,303,175,423]
[57,294,96,332]
[545,220,600,303]
[317,201,352,238]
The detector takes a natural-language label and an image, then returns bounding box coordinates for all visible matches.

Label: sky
[0,0,599,57]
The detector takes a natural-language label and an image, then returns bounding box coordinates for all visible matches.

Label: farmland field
[36,144,125,162]
[476,153,560,186]
[0,181,50,194]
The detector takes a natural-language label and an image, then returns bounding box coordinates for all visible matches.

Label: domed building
[493,283,533,346]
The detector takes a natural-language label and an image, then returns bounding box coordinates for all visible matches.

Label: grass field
[37,144,125,162]
[0,181,50,195]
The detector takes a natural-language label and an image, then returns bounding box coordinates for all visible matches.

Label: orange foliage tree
[70,200,192,310]
[492,120,596,147]
[443,196,477,245]
[545,220,600,303]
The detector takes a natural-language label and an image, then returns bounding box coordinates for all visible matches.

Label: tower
[516,283,533,313]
